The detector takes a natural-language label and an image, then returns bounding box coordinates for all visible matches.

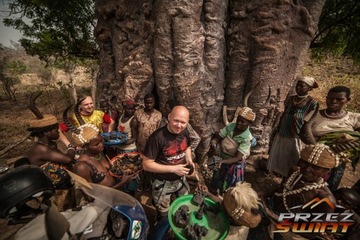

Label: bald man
[143,106,195,221]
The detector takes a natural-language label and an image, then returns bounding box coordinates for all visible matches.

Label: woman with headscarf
[267,76,319,177]
[209,107,256,195]
[301,85,360,191]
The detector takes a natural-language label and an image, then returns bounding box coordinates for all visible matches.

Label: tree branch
[0,133,31,157]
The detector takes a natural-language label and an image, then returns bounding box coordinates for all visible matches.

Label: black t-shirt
[144,126,190,180]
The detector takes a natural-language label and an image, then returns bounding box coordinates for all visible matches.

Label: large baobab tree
[95,0,325,164]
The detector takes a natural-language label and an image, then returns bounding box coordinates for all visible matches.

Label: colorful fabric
[144,126,190,181]
[211,123,253,194]
[267,96,318,177]
[219,123,253,157]
[135,108,162,153]
[41,162,72,189]
[82,161,108,183]
[278,97,318,138]
[211,161,246,195]
[60,110,111,133]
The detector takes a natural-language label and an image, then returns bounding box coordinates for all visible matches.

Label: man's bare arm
[142,157,190,176]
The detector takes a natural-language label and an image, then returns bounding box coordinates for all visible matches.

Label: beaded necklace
[292,95,308,105]
[282,170,327,213]
[323,109,346,119]
[90,153,102,161]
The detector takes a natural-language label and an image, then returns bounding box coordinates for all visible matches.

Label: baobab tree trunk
[94,0,325,165]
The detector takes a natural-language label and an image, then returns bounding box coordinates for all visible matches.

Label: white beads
[282,171,327,213]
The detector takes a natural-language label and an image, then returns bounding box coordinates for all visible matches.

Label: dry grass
[0,87,80,163]
[303,56,360,111]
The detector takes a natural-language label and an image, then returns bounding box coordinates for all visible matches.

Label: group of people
[22,92,201,221]
[19,77,360,239]
[204,77,360,239]
[267,78,359,191]
[259,78,360,239]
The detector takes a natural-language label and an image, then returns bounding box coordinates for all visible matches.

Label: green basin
[168,194,229,240]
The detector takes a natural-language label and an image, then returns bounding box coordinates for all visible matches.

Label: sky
[0,0,22,47]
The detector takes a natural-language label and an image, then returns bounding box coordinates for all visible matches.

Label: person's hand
[186,164,195,176]
[195,183,208,193]
[66,149,76,159]
[120,173,137,185]
[171,164,190,176]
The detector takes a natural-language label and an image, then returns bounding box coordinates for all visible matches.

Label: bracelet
[67,144,75,149]
[68,143,76,151]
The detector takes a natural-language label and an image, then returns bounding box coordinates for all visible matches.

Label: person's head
[168,106,189,134]
[28,121,59,139]
[71,123,100,147]
[223,182,261,228]
[298,144,338,183]
[85,134,104,154]
[296,76,318,96]
[144,93,156,112]
[123,99,137,117]
[99,99,109,110]
[165,99,180,115]
[326,86,351,112]
[27,92,59,139]
[235,107,255,131]
[77,95,94,116]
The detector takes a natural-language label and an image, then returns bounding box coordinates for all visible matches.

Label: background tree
[0,44,27,100]
[95,0,325,163]
[3,0,98,62]
[311,0,360,61]
[5,0,358,164]
[3,0,99,102]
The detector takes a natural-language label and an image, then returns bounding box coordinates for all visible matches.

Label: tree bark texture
[94,0,325,164]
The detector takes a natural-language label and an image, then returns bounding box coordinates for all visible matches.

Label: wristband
[67,144,76,150]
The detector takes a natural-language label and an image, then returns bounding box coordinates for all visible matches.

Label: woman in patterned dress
[267,76,319,177]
